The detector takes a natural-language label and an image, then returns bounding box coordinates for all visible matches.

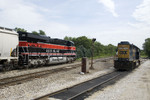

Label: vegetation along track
[0,63,81,89]
[35,71,130,100]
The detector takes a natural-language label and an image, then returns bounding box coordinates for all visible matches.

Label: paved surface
[86,60,150,100]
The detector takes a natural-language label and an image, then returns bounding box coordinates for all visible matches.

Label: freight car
[0,27,18,71]
[114,41,140,70]
[0,27,76,71]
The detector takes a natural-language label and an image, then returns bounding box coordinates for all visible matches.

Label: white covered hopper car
[0,27,18,70]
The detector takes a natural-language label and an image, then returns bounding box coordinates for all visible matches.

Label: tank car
[114,41,140,70]
[0,27,18,71]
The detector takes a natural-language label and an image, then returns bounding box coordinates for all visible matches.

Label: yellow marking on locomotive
[10,48,12,56]
[118,45,129,59]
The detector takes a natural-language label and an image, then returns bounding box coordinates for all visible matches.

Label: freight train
[0,27,76,71]
[114,41,140,70]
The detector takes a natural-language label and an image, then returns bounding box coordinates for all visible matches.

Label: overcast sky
[0,0,150,49]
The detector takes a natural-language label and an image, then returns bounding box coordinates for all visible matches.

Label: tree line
[15,27,46,35]
[64,36,150,58]
[143,38,150,58]
[64,36,117,58]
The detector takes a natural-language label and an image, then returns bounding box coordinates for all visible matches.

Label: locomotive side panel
[18,31,76,67]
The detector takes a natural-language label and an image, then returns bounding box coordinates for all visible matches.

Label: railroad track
[34,71,129,100]
[0,57,113,89]
[0,63,81,88]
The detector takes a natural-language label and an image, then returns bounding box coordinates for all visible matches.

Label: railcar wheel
[138,60,140,65]
[131,62,134,70]
[3,61,13,71]
[24,65,29,69]
[134,62,136,68]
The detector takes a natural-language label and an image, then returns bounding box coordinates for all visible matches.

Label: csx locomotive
[114,41,140,70]
[0,27,76,71]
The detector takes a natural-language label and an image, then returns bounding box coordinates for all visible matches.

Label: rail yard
[1,0,150,99]
[0,26,150,100]
[0,58,149,100]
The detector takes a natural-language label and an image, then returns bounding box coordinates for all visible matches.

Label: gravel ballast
[85,60,150,100]
[0,59,149,100]
[0,62,80,80]
[0,59,114,100]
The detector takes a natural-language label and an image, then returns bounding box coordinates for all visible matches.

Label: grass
[76,54,114,61]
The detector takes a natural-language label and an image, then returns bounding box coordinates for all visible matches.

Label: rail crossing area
[0,58,149,100]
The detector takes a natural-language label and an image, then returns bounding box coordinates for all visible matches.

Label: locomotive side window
[22,34,26,37]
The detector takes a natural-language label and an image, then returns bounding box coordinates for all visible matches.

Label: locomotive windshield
[67,41,74,46]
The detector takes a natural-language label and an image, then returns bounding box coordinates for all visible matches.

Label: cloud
[127,0,150,49]
[0,0,70,36]
[129,0,150,35]
[98,0,118,17]
[0,0,43,25]
[132,0,150,24]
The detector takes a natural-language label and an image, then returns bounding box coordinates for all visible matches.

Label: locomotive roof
[18,31,50,41]
[18,31,74,46]
[118,41,130,45]
[0,26,17,35]
[118,41,140,50]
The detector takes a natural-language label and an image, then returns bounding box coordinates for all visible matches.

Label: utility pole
[90,38,96,70]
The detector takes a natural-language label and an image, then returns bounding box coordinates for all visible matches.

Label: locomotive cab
[114,41,140,70]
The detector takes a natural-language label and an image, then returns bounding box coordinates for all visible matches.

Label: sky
[0,0,150,49]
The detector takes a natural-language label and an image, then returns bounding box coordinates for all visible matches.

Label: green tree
[75,36,92,49]
[140,50,146,57]
[143,38,150,57]
[32,30,46,35]
[94,42,105,56]
[32,31,39,35]
[39,30,46,35]
[15,27,27,32]
[64,36,116,58]
[64,36,71,41]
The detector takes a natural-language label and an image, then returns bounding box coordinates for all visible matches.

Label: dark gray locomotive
[0,27,76,71]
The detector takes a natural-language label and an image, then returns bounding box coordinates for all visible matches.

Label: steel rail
[34,71,129,100]
[0,63,81,88]
[0,57,113,88]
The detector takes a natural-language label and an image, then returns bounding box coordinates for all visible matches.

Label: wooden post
[81,57,89,73]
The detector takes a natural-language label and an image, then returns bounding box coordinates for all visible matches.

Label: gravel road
[86,60,150,100]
